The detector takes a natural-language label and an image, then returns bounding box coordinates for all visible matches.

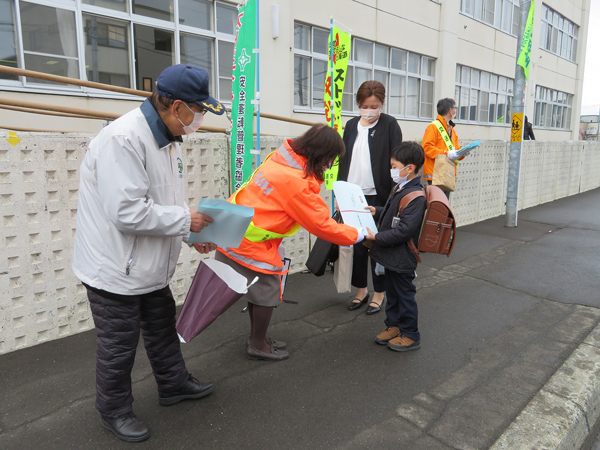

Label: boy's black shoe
[387,334,421,352]
[100,412,150,442]
[159,374,214,406]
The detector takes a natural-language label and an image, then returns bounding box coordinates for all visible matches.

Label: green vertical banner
[231,0,256,192]
[517,0,535,79]
[323,25,351,190]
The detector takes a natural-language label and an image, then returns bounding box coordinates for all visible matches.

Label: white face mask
[178,103,204,134]
[391,165,411,184]
[359,107,381,123]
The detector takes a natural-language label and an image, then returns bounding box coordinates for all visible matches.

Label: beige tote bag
[432,154,456,192]
[333,245,353,294]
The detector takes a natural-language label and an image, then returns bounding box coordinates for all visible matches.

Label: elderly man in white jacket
[72,64,224,443]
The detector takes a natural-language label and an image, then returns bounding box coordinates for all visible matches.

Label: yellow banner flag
[517,1,535,79]
[323,25,351,190]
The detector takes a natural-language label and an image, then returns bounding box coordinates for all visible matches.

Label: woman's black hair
[391,141,425,172]
[289,124,346,181]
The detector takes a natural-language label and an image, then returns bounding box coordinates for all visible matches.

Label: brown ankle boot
[375,326,400,345]
[387,334,420,352]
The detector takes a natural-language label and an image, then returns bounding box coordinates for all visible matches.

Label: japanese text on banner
[517,0,535,79]
[230,0,256,192]
[323,26,351,190]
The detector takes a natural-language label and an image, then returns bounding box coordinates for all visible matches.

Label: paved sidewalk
[1,188,600,450]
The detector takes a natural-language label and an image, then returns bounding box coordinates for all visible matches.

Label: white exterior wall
[1,131,599,355]
[0,0,591,142]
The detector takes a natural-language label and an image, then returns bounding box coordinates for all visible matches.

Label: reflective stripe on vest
[220,247,285,273]
[432,120,459,167]
[230,144,301,242]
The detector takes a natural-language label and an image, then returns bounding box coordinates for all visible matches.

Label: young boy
[364,141,426,352]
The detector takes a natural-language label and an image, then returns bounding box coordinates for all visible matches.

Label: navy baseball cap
[156,64,225,115]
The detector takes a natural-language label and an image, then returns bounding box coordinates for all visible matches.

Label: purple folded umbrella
[176,258,257,343]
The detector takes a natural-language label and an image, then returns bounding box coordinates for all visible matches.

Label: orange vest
[217,140,358,275]
[422,115,461,180]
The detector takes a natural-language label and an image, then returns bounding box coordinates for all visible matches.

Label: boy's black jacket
[369,177,426,273]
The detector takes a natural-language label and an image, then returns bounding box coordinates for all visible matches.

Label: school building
[0,0,591,141]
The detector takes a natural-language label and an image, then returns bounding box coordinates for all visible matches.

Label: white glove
[354,227,366,244]
[447,150,459,161]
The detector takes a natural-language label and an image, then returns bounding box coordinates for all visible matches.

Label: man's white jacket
[73,101,192,295]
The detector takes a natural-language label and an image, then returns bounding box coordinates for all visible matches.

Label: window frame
[539,3,578,62]
[533,85,572,130]
[455,64,514,126]
[460,0,520,37]
[0,0,237,103]
[293,22,436,120]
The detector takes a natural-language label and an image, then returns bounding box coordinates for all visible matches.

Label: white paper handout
[332,181,378,234]
[187,198,254,249]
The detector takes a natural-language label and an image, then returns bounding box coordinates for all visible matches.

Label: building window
[0,0,236,101]
[84,15,130,88]
[293,22,435,119]
[460,0,519,36]
[0,0,18,81]
[533,86,572,130]
[455,65,513,125]
[540,4,578,62]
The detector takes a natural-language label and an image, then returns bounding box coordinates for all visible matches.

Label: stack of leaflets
[456,140,480,158]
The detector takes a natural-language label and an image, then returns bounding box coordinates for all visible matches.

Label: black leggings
[350,194,385,293]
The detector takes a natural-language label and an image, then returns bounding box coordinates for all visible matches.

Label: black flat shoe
[366,299,384,315]
[100,412,150,442]
[348,293,370,311]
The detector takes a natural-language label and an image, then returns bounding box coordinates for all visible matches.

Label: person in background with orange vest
[215,124,364,362]
[422,98,470,198]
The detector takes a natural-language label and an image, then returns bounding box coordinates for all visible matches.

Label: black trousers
[87,284,189,417]
[383,270,420,342]
[351,194,385,293]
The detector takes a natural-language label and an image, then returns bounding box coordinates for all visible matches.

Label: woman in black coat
[337,80,402,315]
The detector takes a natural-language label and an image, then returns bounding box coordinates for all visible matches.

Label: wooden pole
[0,97,228,133]
[0,104,100,120]
[0,65,149,98]
[0,65,322,129]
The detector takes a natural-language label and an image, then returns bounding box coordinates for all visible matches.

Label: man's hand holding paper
[188,199,255,249]
[189,210,214,233]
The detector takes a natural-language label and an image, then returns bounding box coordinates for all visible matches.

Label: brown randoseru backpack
[397,185,456,263]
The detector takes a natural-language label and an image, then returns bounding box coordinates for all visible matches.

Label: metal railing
[0,65,319,133]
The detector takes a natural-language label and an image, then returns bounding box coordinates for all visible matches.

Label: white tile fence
[1,132,599,355]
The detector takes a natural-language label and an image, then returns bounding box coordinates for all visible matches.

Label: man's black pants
[86,285,189,417]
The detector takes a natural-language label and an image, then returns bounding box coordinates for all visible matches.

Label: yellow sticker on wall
[5,131,21,146]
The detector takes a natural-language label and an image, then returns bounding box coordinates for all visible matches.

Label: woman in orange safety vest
[216,124,364,362]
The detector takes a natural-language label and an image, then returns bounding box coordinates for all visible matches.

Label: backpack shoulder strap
[396,189,425,264]
[398,190,426,215]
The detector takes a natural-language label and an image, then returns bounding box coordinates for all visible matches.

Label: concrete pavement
[1,187,600,450]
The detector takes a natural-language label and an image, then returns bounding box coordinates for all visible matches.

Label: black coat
[369,177,426,273]
[339,113,403,206]
[524,121,535,140]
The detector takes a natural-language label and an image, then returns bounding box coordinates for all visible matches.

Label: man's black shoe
[100,412,150,442]
[159,374,214,406]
